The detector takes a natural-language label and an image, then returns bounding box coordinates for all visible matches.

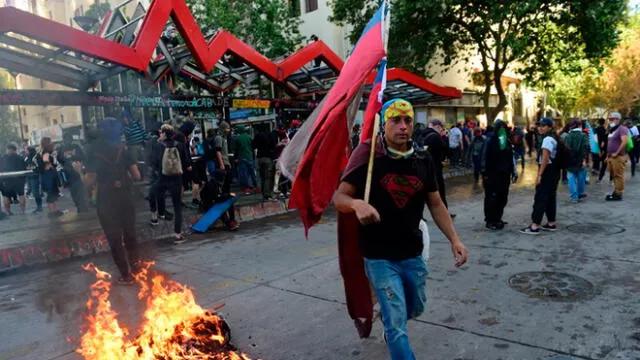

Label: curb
[0,200,293,273]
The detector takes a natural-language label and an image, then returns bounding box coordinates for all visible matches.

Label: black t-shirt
[85,141,135,198]
[342,154,439,261]
[595,126,607,150]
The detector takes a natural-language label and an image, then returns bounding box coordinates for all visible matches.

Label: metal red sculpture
[0,0,462,101]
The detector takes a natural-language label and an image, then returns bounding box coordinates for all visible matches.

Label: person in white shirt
[448,124,464,168]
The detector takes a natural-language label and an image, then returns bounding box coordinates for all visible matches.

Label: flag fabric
[287,2,389,234]
[361,58,387,142]
[585,121,600,154]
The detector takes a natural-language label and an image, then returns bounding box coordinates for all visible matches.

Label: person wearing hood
[481,119,518,230]
[414,119,453,217]
[334,98,467,359]
[85,118,142,284]
[564,119,590,202]
[235,125,259,194]
[57,132,89,213]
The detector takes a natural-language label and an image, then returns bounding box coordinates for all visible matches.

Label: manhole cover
[566,223,625,235]
[508,272,594,301]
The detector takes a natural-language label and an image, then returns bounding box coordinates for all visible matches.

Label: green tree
[186,0,304,59]
[0,72,21,145]
[330,0,627,122]
[84,2,112,33]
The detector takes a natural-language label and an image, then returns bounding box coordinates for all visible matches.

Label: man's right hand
[352,200,381,225]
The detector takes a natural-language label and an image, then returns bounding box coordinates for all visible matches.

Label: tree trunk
[490,71,508,124]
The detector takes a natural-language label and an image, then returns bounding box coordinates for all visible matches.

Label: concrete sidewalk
[0,165,474,273]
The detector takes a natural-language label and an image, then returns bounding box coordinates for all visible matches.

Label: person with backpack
[481,120,518,230]
[414,119,450,211]
[521,118,564,234]
[57,132,89,213]
[149,124,191,243]
[85,119,142,284]
[471,128,486,182]
[564,119,590,202]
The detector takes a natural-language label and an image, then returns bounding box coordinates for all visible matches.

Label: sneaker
[226,220,239,231]
[150,218,159,226]
[173,234,186,244]
[579,194,588,201]
[117,276,135,285]
[486,222,500,231]
[243,188,252,195]
[605,193,623,201]
[253,187,260,193]
[520,226,540,235]
[450,213,457,219]
[32,208,43,214]
[160,212,174,221]
[48,210,66,218]
[541,224,557,232]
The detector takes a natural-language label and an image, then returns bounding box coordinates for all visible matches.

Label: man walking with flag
[334,99,468,359]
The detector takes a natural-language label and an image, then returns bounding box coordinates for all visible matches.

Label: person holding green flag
[481,119,518,230]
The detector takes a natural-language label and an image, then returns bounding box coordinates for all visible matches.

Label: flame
[77,263,255,360]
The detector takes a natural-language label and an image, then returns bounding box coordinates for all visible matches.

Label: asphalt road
[1,162,640,360]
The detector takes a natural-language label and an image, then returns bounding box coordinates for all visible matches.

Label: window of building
[49,10,53,20]
[24,125,28,134]
[305,0,318,13]
[22,108,26,116]
[60,114,64,123]
[53,119,58,125]
[289,0,300,16]
[30,0,37,13]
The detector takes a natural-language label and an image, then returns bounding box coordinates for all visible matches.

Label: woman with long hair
[38,137,65,218]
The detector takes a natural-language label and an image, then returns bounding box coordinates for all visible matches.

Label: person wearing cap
[564,119,590,202]
[521,118,562,234]
[605,112,630,201]
[481,119,518,230]
[85,119,142,284]
[334,98,468,360]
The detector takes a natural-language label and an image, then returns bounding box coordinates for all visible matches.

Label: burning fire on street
[76,262,256,360]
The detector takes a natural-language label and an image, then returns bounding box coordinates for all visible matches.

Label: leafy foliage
[186,0,304,59]
[0,72,22,145]
[84,2,112,33]
[330,0,627,122]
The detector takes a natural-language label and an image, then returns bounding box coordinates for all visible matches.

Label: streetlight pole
[10,72,25,141]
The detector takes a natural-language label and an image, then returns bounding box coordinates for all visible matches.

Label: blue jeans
[28,175,42,209]
[238,158,258,189]
[567,169,587,200]
[206,161,216,179]
[364,256,428,360]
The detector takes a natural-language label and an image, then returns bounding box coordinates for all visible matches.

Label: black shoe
[32,208,43,214]
[150,218,159,226]
[173,234,186,244]
[605,193,623,201]
[117,276,135,285]
[160,212,174,221]
[486,222,500,231]
[541,224,557,232]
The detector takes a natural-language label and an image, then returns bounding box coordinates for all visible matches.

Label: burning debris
[77,263,254,360]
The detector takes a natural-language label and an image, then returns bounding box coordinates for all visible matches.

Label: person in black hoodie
[414,119,453,217]
[481,119,518,230]
[2,144,26,215]
[149,124,191,244]
[25,146,43,213]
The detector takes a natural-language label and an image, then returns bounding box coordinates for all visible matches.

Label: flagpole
[364,114,381,203]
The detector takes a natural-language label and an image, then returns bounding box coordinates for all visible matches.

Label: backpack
[553,135,570,170]
[471,137,485,156]
[162,141,183,176]
[94,146,129,190]
[566,132,585,168]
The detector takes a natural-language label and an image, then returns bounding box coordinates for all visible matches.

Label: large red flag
[288,3,388,234]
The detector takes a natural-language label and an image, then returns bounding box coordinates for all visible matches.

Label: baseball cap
[537,118,554,127]
[609,112,622,120]
[430,119,443,127]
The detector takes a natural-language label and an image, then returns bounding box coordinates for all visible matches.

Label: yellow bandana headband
[382,99,414,124]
